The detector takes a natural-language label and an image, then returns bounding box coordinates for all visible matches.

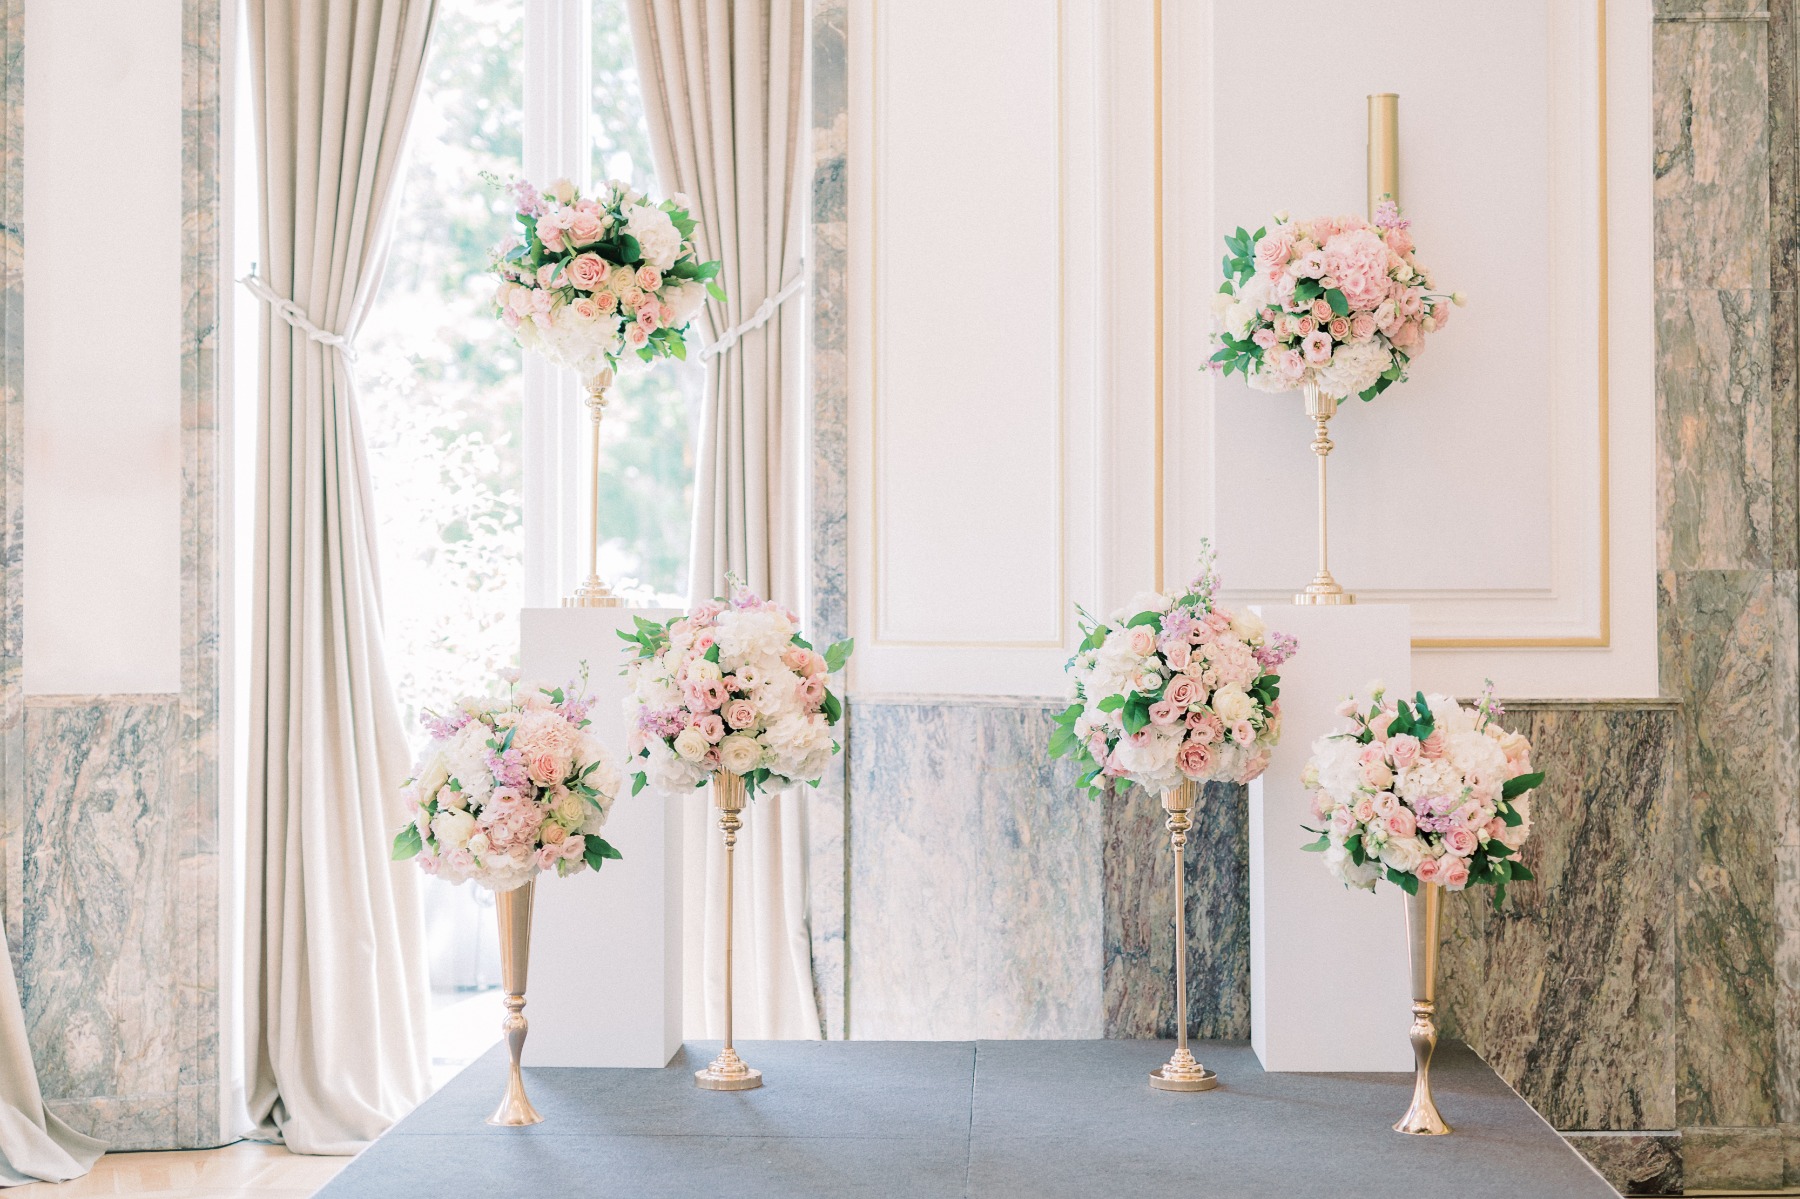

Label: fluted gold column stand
[695,770,763,1091]
[487,880,544,1126]
[1294,380,1354,605]
[1149,780,1218,1092]
[1394,882,1451,1135]
[564,366,626,608]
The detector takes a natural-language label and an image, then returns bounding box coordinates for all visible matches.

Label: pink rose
[535,845,563,870]
[1312,791,1335,822]
[1166,677,1201,709]
[1176,740,1214,779]
[536,263,560,289]
[527,751,565,786]
[569,212,606,246]
[1388,734,1420,769]
[1297,316,1317,336]
[1328,317,1350,341]
[1253,232,1293,271]
[625,324,651,348]
[560,834,587,861]
[1350,312,1376,340]
[1311,298,1334,321]
[1386,808,1417,838]
[636,265,663,291]
[1384,226,1414,256]
[1391,320,1422,350]
[541,823,568,845]
[724,700,757,729]
[1165,642,1192,671]
[1253,327,1277,349]
[782,645,812,672]
[1373,791,1400,817]
[1330,807,1356,836]
[1275,349,1305,378]
[1231,719,1254,745]
[1439,857,1470,890]
[569,297,601,321]
[1420,730,1446,759]
[1443,827,1478,857]
[1361,760,1394,789]
[1414,856,1441,884]
[1353,797,1376,823]
[1485,817,1507,841]
[565,253,609,291]
[595,290,619,314]
[696,713,725,743]
[1127,627,1156,656]
[1303,331,1332,364]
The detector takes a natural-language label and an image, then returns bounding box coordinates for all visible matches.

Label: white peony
[625,203,683,271]
[1314,337,1390,399]
[1228,608,1266,644]
[1379,836,1425,874]
[431,809,477,850]
[662,280,707,327]
[1211,682,1254,725]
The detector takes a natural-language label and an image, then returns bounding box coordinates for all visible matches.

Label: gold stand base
[1294,574,1355,605]
[1393,1100,1452,1136]
[486,1069,544,1126]
[1149,1065,1218,1092]
[695,1045,763,1091]
[563,574,627,608]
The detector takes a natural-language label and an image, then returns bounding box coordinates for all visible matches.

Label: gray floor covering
[315,1038,1619,1198]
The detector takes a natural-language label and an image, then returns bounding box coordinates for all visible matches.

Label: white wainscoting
[847,0,1656,700]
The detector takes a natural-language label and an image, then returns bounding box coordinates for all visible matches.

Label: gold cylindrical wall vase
[1149,779,1218,1092]
[487,879,544,1126]
[695,770,763,1091]
[1394,882,1451,1135]
[564,365,627,608]
[1368,93,1399,215]
[1295,381,1354,605]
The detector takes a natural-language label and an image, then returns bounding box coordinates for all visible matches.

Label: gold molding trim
[1156,0,1613,651]
[864,0,1069,650]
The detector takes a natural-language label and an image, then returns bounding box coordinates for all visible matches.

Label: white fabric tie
[239,272,358,360]
[698,270,807,361]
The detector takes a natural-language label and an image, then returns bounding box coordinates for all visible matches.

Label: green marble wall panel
[1438,703,1680,1132]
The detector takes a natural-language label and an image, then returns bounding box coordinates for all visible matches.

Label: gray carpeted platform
[315,1039,1618,1198]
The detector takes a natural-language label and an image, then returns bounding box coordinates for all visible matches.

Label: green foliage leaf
[1346,834,1365,866]
[1387,866,1420,895]
[1502,771,1545,800]
[822,690,843,725]
[1096,695,1124,714]
[1123,695,1150,736]
[1301,831,1330,852]
[1124,611,1162,629]
[1510,862,1535,882]
[824,638,855,673]
[1325,287,1350,316]
[705,280,727,303]
[391,824,423,861]
[631,772,648,796]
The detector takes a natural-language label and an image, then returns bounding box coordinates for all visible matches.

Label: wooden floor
[11,1143,348,1198]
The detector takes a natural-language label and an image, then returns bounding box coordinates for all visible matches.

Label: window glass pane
[591,0,701,606]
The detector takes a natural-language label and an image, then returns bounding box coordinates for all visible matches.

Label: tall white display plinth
[518,607,682,1067]
[1248,603,1414,1072]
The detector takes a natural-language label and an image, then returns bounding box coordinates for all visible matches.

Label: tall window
[357,0,698,1082]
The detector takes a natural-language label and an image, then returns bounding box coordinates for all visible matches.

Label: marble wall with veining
[1655,0,1800,1187]
[807,0,849,1042]
[0,0,224,1152]
[847,698,1103,1040]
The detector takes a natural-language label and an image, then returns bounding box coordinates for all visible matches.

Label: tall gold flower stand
[695,769,763,1091]
[487,879,544,1126]
[1148,780,1218,1092]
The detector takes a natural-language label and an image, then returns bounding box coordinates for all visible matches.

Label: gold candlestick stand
[1149,780,1218,1092]
[695,770,763,1090]
[1394,882,1451,1135]
[1294,380,1354,605]
[564,366,626,608]
[487,880,544,1126]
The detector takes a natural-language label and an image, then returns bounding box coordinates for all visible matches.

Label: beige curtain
[628,0,818,1040]
[243,0,438,1155]
[0,929,103,1186]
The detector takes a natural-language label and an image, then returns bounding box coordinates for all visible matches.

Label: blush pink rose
[1353,797,1376,823]
[569,212,606,245]
[1176,740,1214,779]
[1311,298,1334,321]
[1386,808,1417,838]
[724,700,757,729]
[636,265,663,291]
[1165,642,1192,671]
[1127,627,1156,656]
[782,645,812,672]
[1253,327,1277,350]
[535,846,562,870]
[1187,712,1223,743]
[1384,226,1414,256]
[1414,856,1442,884]
[1388,734,1421,769]
[1331,807,1356,836]
[1443,827,1478,857]
[1312,791,1335,821]
[1165,677,1201,709]
[1420,730,1446,760]
[1361,760,1394,789]
[1391,320,1422,350]
[565,253,609,291]
[1328,317,1350,341]
[1253,231,1293,271]
[625,324,651,348]
[1439,857,1470,890]
[1275,349,1305,378]
[1485,817,1507,841]
[1350,312,1376,340]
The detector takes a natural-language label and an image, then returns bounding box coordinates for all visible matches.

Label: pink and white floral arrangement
[620,582,854,797]
[391,673,623,891]
[1301,683,1543,908]
[1210,202,1463,401]
[488,175,724,381]
[1050,547,1298,796]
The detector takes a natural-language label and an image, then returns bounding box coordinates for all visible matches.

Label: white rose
[688,659,723,684]
[625,203,683,271]
[1211,682,1254,724]
[431,809,477,849]
[718,735,762,776]
[662,280,707,327]
[1228,609,1266,644]
[673,726,710,762]
[1380,836,1424,874]
[467,832,491,857]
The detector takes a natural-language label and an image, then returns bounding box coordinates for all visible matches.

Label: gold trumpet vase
[1394,882,1451,1135]
[1294,380,1355,605]
[564,365,627,608]
[695,770,763,1091]
[1149,780,1218,1092]
[487,879,544,1126]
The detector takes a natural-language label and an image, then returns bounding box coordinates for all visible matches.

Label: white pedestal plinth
[1248,603,1414,1072]
[518,607,682,1068]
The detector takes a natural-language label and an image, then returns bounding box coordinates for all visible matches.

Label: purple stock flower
[487,747,529,790]
[421,709,472,741]
[1255,632,1299,671]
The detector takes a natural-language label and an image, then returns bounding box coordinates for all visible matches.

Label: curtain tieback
[699,269,807,361]
[238,272,358,360]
